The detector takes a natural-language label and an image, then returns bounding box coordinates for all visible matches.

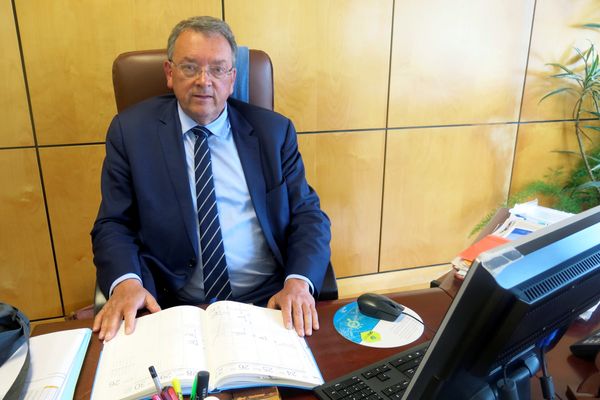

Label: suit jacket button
[188,258,196,268]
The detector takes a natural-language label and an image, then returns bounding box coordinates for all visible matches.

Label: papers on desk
[20,328,92,400]
[452,200,573,278]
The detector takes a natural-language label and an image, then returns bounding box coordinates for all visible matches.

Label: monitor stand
[468,352,541,400]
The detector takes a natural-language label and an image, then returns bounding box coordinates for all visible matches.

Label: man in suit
[92,16,331,342]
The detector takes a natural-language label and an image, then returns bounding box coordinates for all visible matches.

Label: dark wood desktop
[32,282,600,399]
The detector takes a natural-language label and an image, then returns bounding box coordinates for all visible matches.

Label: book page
[91,306,208,400]
[204,301,323,390]
[21,328,91,400]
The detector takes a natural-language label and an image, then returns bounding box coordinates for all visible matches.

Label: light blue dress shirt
[177,104,280,302]
[110,103,312,301]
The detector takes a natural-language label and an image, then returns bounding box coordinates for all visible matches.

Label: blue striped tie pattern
[192,126,232,301]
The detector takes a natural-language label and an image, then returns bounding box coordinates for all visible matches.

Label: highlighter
[172,378,183,400]
[160,386,179,400]
[190,374,198,400]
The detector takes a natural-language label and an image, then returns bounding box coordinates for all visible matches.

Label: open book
[91,301,323,400]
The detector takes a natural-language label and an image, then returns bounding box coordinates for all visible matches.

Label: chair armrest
[318,262,338,301]
[94,281,107,315]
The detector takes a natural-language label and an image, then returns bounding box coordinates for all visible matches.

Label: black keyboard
[314,341,429,400]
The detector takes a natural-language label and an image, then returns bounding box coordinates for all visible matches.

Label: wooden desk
[32,286,599,399]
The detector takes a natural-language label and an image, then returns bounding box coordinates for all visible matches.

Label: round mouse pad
[333,301,424,348]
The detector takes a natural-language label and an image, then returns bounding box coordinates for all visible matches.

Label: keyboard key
[376,373,390,382]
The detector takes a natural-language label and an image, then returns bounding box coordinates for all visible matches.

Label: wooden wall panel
[15,0,221,145]
[521,0,600,122]
[40,145,105,314]
[380,125,516,271]
[298,131,385,278]
[226,0,392,132]
[0,1,33,147]
[0,149,61,319]
[511,121,600,196]
[388,0,534,127]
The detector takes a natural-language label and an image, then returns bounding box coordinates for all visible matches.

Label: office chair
[94,48,337,314]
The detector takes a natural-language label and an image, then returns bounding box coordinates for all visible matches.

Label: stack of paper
[452,200,573,278]
[20,328,92,400]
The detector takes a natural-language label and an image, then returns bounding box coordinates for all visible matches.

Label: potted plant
[472,25,600,236]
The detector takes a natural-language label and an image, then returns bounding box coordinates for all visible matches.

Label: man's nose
[194,69,211,85]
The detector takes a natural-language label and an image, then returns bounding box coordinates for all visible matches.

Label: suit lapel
[156,99,198,254]
[228,104,283,264]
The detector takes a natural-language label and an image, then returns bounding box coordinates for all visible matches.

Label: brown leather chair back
[112,49,274,112]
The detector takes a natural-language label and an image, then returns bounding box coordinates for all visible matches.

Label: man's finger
[302,303,312,336]
[123,308,137,335]
[99,312,118,341]
[293,303,305,337]
[92,309,104,332]
[278,298,294,330]
[311,303,320,331]
[145,295,162,313]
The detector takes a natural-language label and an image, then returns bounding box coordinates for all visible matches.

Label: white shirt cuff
[285,274,314,294]
[109,273,142,297]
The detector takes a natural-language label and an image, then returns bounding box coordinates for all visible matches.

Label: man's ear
[228,68,237,95]
[163,60,174,89]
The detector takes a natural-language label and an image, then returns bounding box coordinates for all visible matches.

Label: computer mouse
[357,292,405,322]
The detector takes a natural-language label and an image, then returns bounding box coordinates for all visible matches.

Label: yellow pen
[172,377,183,400]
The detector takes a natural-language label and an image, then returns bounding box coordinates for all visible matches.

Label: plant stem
[574,98,600,196]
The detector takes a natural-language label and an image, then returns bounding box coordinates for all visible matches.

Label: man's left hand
[267,278,319,337]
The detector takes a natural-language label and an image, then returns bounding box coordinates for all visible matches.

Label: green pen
[191,373,198,400]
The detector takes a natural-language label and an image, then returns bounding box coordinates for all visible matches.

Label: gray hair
[167,16,237,64]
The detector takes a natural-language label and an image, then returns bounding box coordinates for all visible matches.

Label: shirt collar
[177,103,230,138]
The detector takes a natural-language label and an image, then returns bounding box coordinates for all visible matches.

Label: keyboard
[313,341,429,400]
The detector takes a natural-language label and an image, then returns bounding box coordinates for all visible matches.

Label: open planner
[91,301,323,400]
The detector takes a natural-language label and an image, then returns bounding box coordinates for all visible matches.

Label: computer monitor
[404,205,600,399]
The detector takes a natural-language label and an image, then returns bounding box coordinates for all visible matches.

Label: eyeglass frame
[168,60,235,80]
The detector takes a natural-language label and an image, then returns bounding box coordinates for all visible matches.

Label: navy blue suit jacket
[91,95,331,306]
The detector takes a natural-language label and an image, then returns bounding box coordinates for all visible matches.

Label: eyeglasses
[169,61,234,80]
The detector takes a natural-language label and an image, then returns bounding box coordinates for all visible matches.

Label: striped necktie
[192,126,232,301]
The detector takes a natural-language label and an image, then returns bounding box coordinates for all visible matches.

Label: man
[91,16,331,342]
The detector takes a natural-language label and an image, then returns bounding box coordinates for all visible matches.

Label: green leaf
[577,180,600,190]
[583,125,600,132]
[552,150,583,158]
[582,23,600,29]
[582,110,600,118]
[540,87,574,102]
[546,63,575,75]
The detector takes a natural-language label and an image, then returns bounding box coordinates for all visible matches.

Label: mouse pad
[333,302,424,348]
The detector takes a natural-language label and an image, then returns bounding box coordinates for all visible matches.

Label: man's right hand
[92,279,161,342]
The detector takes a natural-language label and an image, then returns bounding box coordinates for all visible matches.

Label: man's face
[164,29,236,125]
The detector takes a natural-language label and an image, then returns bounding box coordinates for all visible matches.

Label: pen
[191,373,198,400]
[148,365,163,396]
[172,378,183,400]
[151,395,162,400]
[196,370,210,400]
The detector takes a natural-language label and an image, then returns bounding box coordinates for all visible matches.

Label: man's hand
[267,278,319,337]
[92,279,161,342]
